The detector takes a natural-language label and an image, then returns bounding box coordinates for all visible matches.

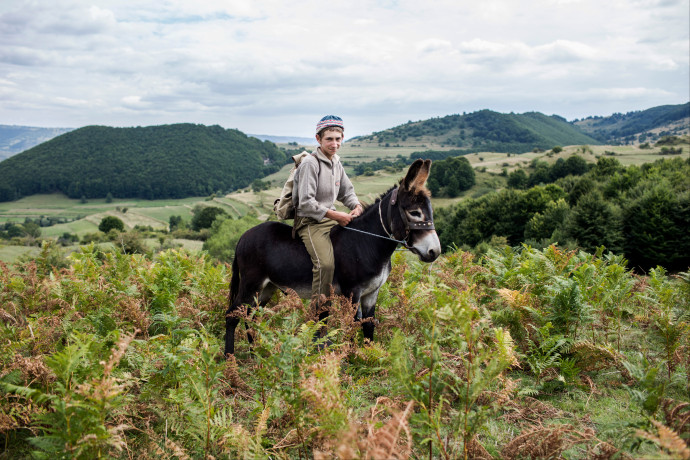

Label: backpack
[273,151,319,220]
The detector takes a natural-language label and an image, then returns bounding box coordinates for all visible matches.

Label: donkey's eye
[409,210,422,218]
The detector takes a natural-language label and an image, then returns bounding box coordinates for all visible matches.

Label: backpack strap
[292,151,321,238]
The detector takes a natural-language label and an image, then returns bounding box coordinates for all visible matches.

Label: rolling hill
[354,110,601,153]
[0,124,287,202]
[573,102,690,143]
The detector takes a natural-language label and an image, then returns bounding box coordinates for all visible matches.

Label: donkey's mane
[360,178,430,214]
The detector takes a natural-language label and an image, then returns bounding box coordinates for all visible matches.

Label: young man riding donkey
[293,115,364,318]
[225,115,441,356]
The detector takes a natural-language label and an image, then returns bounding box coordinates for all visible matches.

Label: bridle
[342,186,436,248]
[378,186,435,248]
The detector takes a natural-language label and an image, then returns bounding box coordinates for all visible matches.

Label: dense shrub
[203,215,262,262]
[427,156,476,197]
[436,157,690,271]
[98,216,125,233]
[191,205,227,231]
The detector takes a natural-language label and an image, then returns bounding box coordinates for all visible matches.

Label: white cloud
[0,0,687,136]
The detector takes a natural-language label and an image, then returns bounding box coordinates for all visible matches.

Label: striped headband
[316,115,344,134]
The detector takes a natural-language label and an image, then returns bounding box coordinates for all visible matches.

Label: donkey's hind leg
[244,285,277,347]
[225,281,277,356]
[225,280,266,356]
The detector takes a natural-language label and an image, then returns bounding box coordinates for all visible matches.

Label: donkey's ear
[414,159,432,188]
[403,159,425,190]
[404,159,432,192]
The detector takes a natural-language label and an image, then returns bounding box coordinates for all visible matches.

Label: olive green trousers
[295,217,338,303]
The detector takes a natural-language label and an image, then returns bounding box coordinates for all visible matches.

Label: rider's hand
[326,209,353,226]
[349,204,363,218]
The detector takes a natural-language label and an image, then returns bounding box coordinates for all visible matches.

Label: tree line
[435,156,690,271]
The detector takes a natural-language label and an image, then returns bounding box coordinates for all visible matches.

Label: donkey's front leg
[359,292,378,342]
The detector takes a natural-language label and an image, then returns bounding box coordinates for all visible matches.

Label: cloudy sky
[0,0,688,138]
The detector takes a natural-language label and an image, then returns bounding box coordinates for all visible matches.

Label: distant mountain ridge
[0,103,687,202]
[573,102,689,143]
[353,103,689,152]
[354,110,601,153]
[0,124,287,202]
[249,134,316,145]
[0,125,74,160]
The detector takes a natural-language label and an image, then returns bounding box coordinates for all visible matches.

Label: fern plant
[642,267,690,380]
[248,302,338,456]
[1,330,135,459]
[389,279,516,459]
[163,329,239,458]
[544,276,593,340]
[524,322,572,387]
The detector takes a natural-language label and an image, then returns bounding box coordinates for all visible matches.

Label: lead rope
[340,200,409,246]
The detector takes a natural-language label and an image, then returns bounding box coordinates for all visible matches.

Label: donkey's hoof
[316,338,333,350]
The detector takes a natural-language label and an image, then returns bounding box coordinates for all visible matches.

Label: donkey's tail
[229,255,240,306]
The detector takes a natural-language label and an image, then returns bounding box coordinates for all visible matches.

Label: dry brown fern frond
[465,435,492,460]
[222,354,249,393]
[175,296,204,329]
[477,376,519,407]
[0,307,18,325]
[571,340,619,372]
[571,340,635,384]
[326,293,360,348]
[636,420,690,459]
[329,397,413,460]
[437,268,470,292]
[662,399,690,443]
[164,437,190,460]
[116,298,151,338]
[497,288,532,309]
[0,397,42,434]
[272,288,307,315]
[587,441,633,459]
[8,353,55,386]
[386,255,408,287]
[358,399,414,460]
[300,352,346,417]
[502,423,595,459]
[500,396,566,424]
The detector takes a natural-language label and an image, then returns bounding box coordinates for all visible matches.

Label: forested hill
[354,110,601,153]
[573,102,690,143]
[0,124,287,202]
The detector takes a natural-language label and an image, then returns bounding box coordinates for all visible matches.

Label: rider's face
[316,130,343,158]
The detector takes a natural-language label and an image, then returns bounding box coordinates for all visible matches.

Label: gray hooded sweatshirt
[293,147,360,222]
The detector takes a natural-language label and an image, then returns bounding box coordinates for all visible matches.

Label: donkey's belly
[267,262,389,301]
[359,263,391,297]
[271,281,343,300]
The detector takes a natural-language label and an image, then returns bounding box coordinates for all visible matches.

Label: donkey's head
[390,159,441,263]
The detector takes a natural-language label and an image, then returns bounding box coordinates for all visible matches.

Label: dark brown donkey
[225,159,441,355]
